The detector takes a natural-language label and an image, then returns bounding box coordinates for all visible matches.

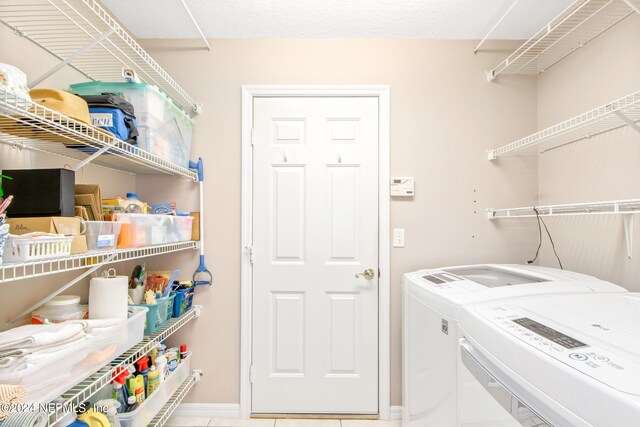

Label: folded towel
[0,333,86,370]
[0,411,47,427]
[0,385,26,421]
[0,323,84,352]
[66,318,123,333]
[0,330,85,359]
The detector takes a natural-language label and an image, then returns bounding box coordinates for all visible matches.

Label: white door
[251,97,379,414]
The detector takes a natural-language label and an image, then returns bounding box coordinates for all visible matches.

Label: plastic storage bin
[69,81,194,168]
[172,287,194,318]
[115,214,193,248]
[0,306,147,404]
[84,221,122,251]
[3,235,74,262]
[117,356,191,427]
[129,294,175,334]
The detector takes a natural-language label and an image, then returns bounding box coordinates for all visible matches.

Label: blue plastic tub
[172,287,194,318]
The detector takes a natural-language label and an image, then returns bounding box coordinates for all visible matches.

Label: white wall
[536,14,640,288]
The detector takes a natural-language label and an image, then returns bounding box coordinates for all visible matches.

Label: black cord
[540,215,563,269]
[527,207,543,265]
[527,207,563,269]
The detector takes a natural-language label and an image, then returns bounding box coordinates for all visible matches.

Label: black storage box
[3,169,75,217]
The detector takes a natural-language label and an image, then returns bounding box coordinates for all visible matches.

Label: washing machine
[401,264,627,427]
[458,292,640,426]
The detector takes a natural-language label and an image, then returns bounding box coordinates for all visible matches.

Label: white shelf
[48,306,202,425]
[487,90,640,159]
[0,0,200,113]
[149,370,202,427]
[0,88,198,179]
[487,199,640,219]
[487,0,638,80]
[0,241,199,283]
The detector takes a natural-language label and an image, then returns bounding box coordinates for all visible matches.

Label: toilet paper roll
[89,275,129,320]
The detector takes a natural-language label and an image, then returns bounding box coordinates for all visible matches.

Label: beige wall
[536,14,640,289]
[140,38,540,405]
[1,25,541,407]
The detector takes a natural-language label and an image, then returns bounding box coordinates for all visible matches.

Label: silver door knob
[355,268,376,280]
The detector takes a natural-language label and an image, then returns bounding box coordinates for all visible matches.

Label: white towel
[0,332,85,361]
[0,323,84,352]
[65,318,123,333]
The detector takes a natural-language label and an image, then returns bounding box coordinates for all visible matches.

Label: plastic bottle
[146,365,160,396]
[136,355,150,391]
[111,369,128,413]
[129,374,145,403]
[123,193,145,213]
[54,412,89,427]
[95,399,122,427]
[154,354,167,384]
[179,344,188,359]
[125,395,139,413]
[77,406,110,427]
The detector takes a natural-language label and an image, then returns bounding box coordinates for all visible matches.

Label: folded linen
[0,333,85,370]
[0,410,47,427]
[66,318,123,333]
[0,385,26,421]
[0,330,85,359]
[0,323,84,352]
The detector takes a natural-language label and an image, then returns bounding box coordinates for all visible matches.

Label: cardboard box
[75,184,103,221]
[191,212,200,241]
[7,217,88,255]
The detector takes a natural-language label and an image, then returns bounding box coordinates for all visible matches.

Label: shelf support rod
[624,214,634,259]
[474,0,522,54]
[622,0,640,14]
[179,0,211,51]
[72,142,118,171]
[613,111,640,135]
[7,253,116,325]
[29,29,114,88]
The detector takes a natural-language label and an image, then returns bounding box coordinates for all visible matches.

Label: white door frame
[240,85,390,419]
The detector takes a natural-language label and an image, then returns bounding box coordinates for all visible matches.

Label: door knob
[355,268,376,280]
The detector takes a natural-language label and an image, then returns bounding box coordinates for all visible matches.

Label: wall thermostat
[390,177,414,197]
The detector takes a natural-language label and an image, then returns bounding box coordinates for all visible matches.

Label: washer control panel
[483,309,640,394]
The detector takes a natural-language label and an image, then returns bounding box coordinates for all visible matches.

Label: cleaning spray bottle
[95,399,122,427]
[111,368,129,413]
[154,354,167,385]
[135,355,150,391]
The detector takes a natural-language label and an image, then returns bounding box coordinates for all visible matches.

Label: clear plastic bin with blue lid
[69,81,194,168]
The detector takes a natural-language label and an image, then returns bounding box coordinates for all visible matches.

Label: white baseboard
[172,403,241,419]
[389,406,402,421]
[171,403,401,422]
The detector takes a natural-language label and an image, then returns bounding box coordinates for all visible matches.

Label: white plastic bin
[0,306,147,404]
[69,81,194,168]
[3,235,74,262]
[117,357,191,427]
[115,214,193,248]
[84,221,122,251]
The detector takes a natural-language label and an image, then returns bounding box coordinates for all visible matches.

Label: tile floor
[166,417,401,427]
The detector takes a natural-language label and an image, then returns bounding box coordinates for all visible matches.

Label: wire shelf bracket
[487,89,640,160]
[487,199,640,258]
[48,306,202,425]
[486,0,639,81]
[0,0,201,113]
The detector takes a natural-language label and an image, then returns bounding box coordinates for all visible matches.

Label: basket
[3,235,74,263]
[129,294,175,334]
[171,287,194,318]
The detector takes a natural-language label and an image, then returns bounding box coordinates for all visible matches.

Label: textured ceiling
[101,0,574,40]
